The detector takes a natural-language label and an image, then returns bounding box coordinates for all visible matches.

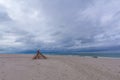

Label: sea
[4,51,120,58]
[31,52,120,58]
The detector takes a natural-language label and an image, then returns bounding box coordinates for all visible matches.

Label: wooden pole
[33,50,47,59]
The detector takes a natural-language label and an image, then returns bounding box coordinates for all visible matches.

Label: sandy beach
[0,54,120,80]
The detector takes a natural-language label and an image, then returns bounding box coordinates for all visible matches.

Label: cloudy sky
[0,0,120,53]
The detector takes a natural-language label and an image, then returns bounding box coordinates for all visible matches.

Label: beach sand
[0,54,120,80]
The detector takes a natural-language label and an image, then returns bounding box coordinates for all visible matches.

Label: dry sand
[0,54,120,80]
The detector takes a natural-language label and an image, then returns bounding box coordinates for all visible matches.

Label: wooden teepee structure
[33,49,47,59]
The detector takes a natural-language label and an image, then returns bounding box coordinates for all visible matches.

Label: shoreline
[0,53,120,59]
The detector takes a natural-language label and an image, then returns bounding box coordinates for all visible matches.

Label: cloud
[76,0,120,46]
[0,0,120,53]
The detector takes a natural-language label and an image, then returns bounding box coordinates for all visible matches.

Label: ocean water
[18,51,120,58]
[41,52,120,58]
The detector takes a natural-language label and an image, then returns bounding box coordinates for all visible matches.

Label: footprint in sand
[1,71,5,75]
[1,71,7,79]
[37,63,40,65]
[1,62,5,66]
[1,78,5,80]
